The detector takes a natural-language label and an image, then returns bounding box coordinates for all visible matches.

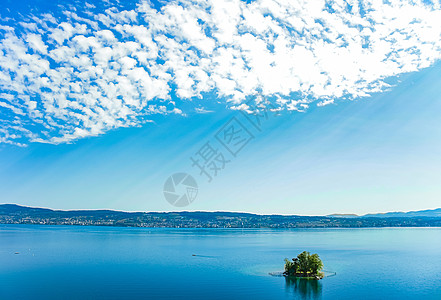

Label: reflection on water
[285,277,322,300]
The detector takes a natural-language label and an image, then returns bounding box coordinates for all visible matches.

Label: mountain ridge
[2,203,441,217]
[1,204,441,228]
[363,208,441,218]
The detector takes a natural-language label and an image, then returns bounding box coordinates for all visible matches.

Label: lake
[0,225,440,299]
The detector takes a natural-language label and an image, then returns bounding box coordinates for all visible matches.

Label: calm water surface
[0,225,440,299]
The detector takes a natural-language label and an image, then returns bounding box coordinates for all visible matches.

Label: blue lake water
[0,225,440,299]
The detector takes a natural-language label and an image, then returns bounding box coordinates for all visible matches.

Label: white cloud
[195,107,213,114]
[1,0,441,145]
[26,34,48,54]
[317,99,334,107]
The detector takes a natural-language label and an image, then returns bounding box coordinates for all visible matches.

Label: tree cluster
[284,251,324,278]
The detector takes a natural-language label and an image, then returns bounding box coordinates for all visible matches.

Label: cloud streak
[1,0,441,145]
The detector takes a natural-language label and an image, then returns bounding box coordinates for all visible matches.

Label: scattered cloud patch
[1,0,441,145]
[195,107,214,114]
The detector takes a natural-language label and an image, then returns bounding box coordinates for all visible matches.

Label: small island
[283,251,324,280]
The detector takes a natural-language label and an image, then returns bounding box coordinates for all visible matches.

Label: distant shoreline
[1,204,441,228]
[2,224,441,230]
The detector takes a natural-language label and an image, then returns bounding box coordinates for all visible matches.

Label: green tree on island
[284,251,324,279]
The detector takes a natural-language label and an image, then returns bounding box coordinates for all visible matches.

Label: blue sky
[0,0,440,214]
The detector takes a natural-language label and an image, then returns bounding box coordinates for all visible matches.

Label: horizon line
[1,203,440,217]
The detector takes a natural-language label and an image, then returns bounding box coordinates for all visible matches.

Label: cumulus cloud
[1,0,441,145]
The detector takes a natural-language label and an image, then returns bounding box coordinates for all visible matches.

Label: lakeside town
[1,204,440,228]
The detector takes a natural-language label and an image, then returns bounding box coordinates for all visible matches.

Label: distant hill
[1,204,441,228]
[327,214,359,218]
[363,208,441,218]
